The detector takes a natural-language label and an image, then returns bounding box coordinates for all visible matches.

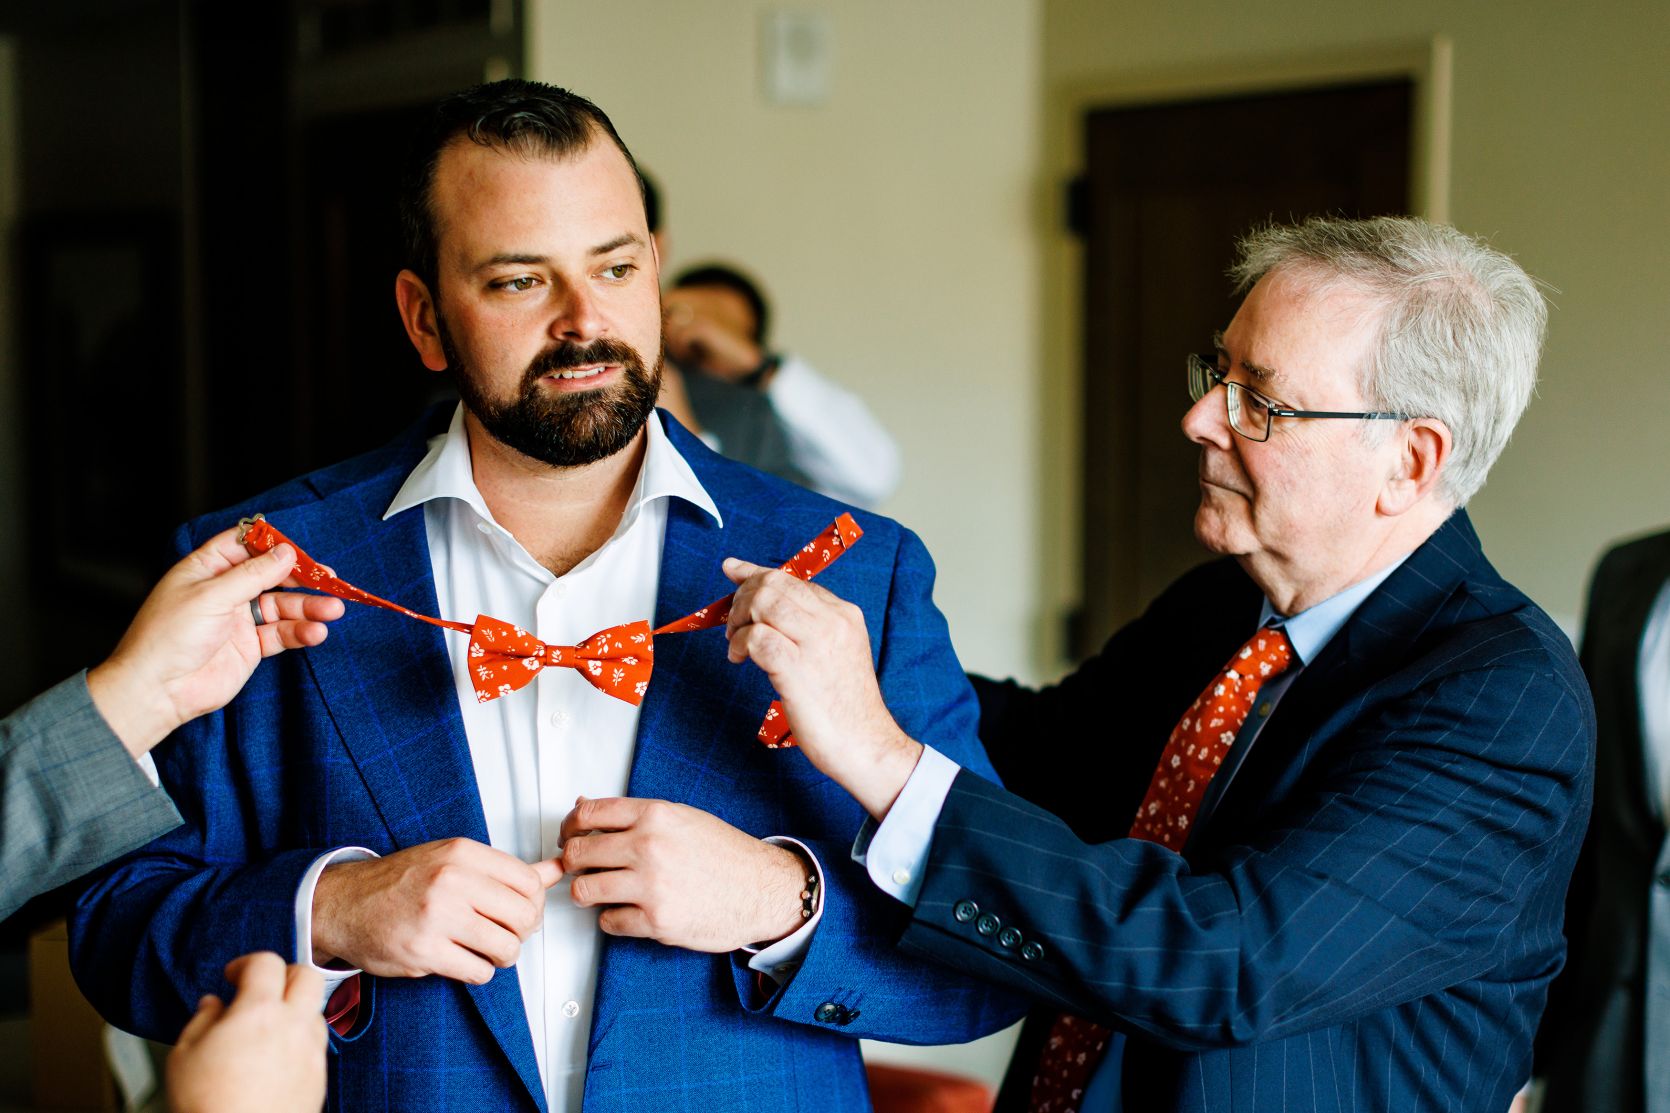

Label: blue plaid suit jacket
[69,408,1024,1112]
[899,511,1595,1113]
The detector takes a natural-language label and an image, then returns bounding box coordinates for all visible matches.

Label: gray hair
[1230,215,1546,506]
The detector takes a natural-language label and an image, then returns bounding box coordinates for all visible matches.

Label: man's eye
[603,264,634,280]
[495,276,537,292]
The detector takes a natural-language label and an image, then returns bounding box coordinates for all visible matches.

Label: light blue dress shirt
[855,560,1403,1108]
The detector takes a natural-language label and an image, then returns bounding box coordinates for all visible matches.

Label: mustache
[524,338,646,384]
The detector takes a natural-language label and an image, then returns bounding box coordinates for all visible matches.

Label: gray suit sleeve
[1,672,182,920]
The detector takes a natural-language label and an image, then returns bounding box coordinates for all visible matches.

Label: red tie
[238,512,862,749]
[1025,626,1294,1113]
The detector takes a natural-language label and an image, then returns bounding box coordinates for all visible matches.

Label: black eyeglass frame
[1186,353,1412,443]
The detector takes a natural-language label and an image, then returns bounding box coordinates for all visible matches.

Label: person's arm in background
[663,289,900,507]
[0,529,343,919]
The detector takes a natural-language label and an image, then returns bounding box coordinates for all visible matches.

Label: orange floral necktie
[238,512,863,749]
[1025,626,1294,1113]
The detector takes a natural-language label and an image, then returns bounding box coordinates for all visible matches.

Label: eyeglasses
[1186,353,1411,443]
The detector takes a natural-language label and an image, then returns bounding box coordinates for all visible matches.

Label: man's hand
[311,839,563,984]
[88,526,346,757]
[663,289,767,383]
[721,559,923,819]
[560,797,806,952]
[166,952,326,1113]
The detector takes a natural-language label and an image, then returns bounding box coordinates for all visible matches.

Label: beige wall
[529,0,1048,685]
[1042,0,1670,638]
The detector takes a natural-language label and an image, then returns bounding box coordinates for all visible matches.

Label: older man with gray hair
[719,215,1595,1113]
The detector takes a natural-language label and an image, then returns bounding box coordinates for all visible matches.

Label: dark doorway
[1072,79,1412,659]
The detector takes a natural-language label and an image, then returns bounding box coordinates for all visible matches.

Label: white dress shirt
[293,405,820,1113]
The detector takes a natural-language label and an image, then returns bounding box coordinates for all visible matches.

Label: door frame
[1034,37,1454,671]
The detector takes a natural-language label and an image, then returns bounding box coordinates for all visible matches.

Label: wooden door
[1074,80,1411,659]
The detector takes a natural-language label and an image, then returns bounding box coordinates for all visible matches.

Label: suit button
[814,1002,840,1023]
[998,926,1022,949]
[841,1007,860,1025]
[976,913,1001,936]
[953,899,979,923]
[1021,940,1045,961]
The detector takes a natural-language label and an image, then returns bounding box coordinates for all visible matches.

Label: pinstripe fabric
[898,511,1595,1113]
[67,406,1026,1112]
[0,672,182,920]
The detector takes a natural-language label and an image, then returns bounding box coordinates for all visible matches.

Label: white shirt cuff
[852,745,960,908]
[295,846,379,1008]
[743,836,825,985]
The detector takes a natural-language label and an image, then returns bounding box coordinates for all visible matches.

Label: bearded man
[69,79,1021,1113]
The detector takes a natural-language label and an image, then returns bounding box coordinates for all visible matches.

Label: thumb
[533,858,565,888]
[196,544,297,612]
[174,994,225,1051]
[722,558,766,585]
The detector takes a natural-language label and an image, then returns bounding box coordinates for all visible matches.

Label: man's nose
[1181,386,1232,448]
[550,283,606,343]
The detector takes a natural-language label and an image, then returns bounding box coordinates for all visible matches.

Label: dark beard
[440,318,663,469]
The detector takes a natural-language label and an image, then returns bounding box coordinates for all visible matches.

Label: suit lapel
[1192,512,1482,845]
[292,445,545,1111]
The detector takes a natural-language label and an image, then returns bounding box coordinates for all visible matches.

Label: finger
[174,994,225,1050]
[470,882,545,940]
[454,915,526,969]
[558,796,648,842]
[266,592,347,623]
[721,557,769,586]
[569,867,642,910]
[559,830,638,874]
[597,906,655,939]
[283,963,325,1008]
[727,623,800,674]
[430,943,499,986]
[224,951,288,1005]
[255,618,334,656]
[471,845,547,899]
[532,858,564,889]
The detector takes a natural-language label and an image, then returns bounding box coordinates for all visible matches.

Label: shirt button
[891,867,912,886]
[550,710,570,729]
[561,1000,580,1019]
[551,582,569,599]
[476,521,493,535]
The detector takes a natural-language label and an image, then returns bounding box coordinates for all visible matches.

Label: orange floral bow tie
[238,513,863,748]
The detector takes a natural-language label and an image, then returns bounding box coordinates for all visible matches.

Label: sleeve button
[953,899,979,923]
[976,913,1001,937]
[1021,940,1045,961]
[814,1002,840,1023]
[998,926,1022,949]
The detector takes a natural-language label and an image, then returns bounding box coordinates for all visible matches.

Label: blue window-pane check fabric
[67,406,1025,1112]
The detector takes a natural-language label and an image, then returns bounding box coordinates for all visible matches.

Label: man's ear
[1379,418,1452,516]
[394,269,448,372]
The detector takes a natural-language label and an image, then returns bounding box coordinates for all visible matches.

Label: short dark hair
[640,169,662,235]
[672,263,771,345]
[398,79,644,288]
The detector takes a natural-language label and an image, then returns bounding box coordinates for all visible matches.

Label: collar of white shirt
[382,403,722,533]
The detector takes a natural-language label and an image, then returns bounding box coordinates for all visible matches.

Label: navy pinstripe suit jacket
[899,511,1594,1112]
[67,408,1024,1112]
